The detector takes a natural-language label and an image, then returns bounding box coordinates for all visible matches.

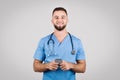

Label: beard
[54,25,66,31]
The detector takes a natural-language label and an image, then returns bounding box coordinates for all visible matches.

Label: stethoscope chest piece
[71,50,75,55]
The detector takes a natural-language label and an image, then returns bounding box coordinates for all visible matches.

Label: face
[52,11,68,31]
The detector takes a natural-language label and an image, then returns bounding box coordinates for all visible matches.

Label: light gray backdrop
[0,0,120,80]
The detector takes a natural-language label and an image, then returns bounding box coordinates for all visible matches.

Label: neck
[54,29,68,37]
[53,29,68,42]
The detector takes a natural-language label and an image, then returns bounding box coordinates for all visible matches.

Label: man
[33,7,86,80]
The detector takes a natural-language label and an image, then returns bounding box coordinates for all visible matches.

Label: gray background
[0,0,120,80]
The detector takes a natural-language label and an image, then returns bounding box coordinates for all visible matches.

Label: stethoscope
[47,32,75,55]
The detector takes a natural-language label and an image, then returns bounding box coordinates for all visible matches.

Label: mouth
[56,23,64,27]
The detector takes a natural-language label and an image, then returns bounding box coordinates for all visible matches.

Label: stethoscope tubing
[47,32,75,55]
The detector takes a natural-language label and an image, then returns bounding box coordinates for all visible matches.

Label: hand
[45,61,59,70]
[59,60,74,71]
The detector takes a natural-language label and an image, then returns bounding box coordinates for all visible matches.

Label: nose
[57,18,63,23]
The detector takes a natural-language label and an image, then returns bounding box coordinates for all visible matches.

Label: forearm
[70,60,86,73]
[33,59,59,72]
[33,60,48,72]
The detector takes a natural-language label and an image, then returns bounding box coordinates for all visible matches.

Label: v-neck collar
[52,33,69,46]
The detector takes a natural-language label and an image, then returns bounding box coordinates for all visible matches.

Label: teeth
[56,22,64,26]
[58,25,62,27]
[57,23,63,25]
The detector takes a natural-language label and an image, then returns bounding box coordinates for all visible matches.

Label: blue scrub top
[33,33,86,80]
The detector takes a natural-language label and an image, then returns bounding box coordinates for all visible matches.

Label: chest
[44,38,77,63]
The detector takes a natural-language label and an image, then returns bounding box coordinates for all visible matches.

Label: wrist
[44,63,49,70]
[70,63,75,69]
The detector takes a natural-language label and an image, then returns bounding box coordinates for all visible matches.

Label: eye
[61,16,65,19]
[54,16,59,19]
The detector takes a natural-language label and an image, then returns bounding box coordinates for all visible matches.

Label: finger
[60,65,65,70]
[48,64,58,70]
[61,67,66,71]
[60,61,65,66]
[52,66,58,70]
[49,66,58,70]
[53,61,59,65]
[60,62,66,67]
[53,64,58,68]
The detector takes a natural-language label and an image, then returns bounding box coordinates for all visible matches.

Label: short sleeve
[33,38,45,61]
[76,39,86,60]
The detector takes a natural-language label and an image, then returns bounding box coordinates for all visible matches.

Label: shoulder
[41,34,51,41]
[38,34,51,44]
[70,34,82,42]
[70,34,84,49]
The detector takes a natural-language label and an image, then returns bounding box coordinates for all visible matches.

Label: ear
[51,19,53,24]
[51,19,53,23]
[67,16,69,23]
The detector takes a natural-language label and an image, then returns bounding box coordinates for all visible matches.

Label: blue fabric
[33,34,86,80]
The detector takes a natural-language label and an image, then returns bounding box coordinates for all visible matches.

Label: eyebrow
[53,15,66,17]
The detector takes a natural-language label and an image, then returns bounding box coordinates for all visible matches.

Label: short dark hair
[52,7,68,15]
